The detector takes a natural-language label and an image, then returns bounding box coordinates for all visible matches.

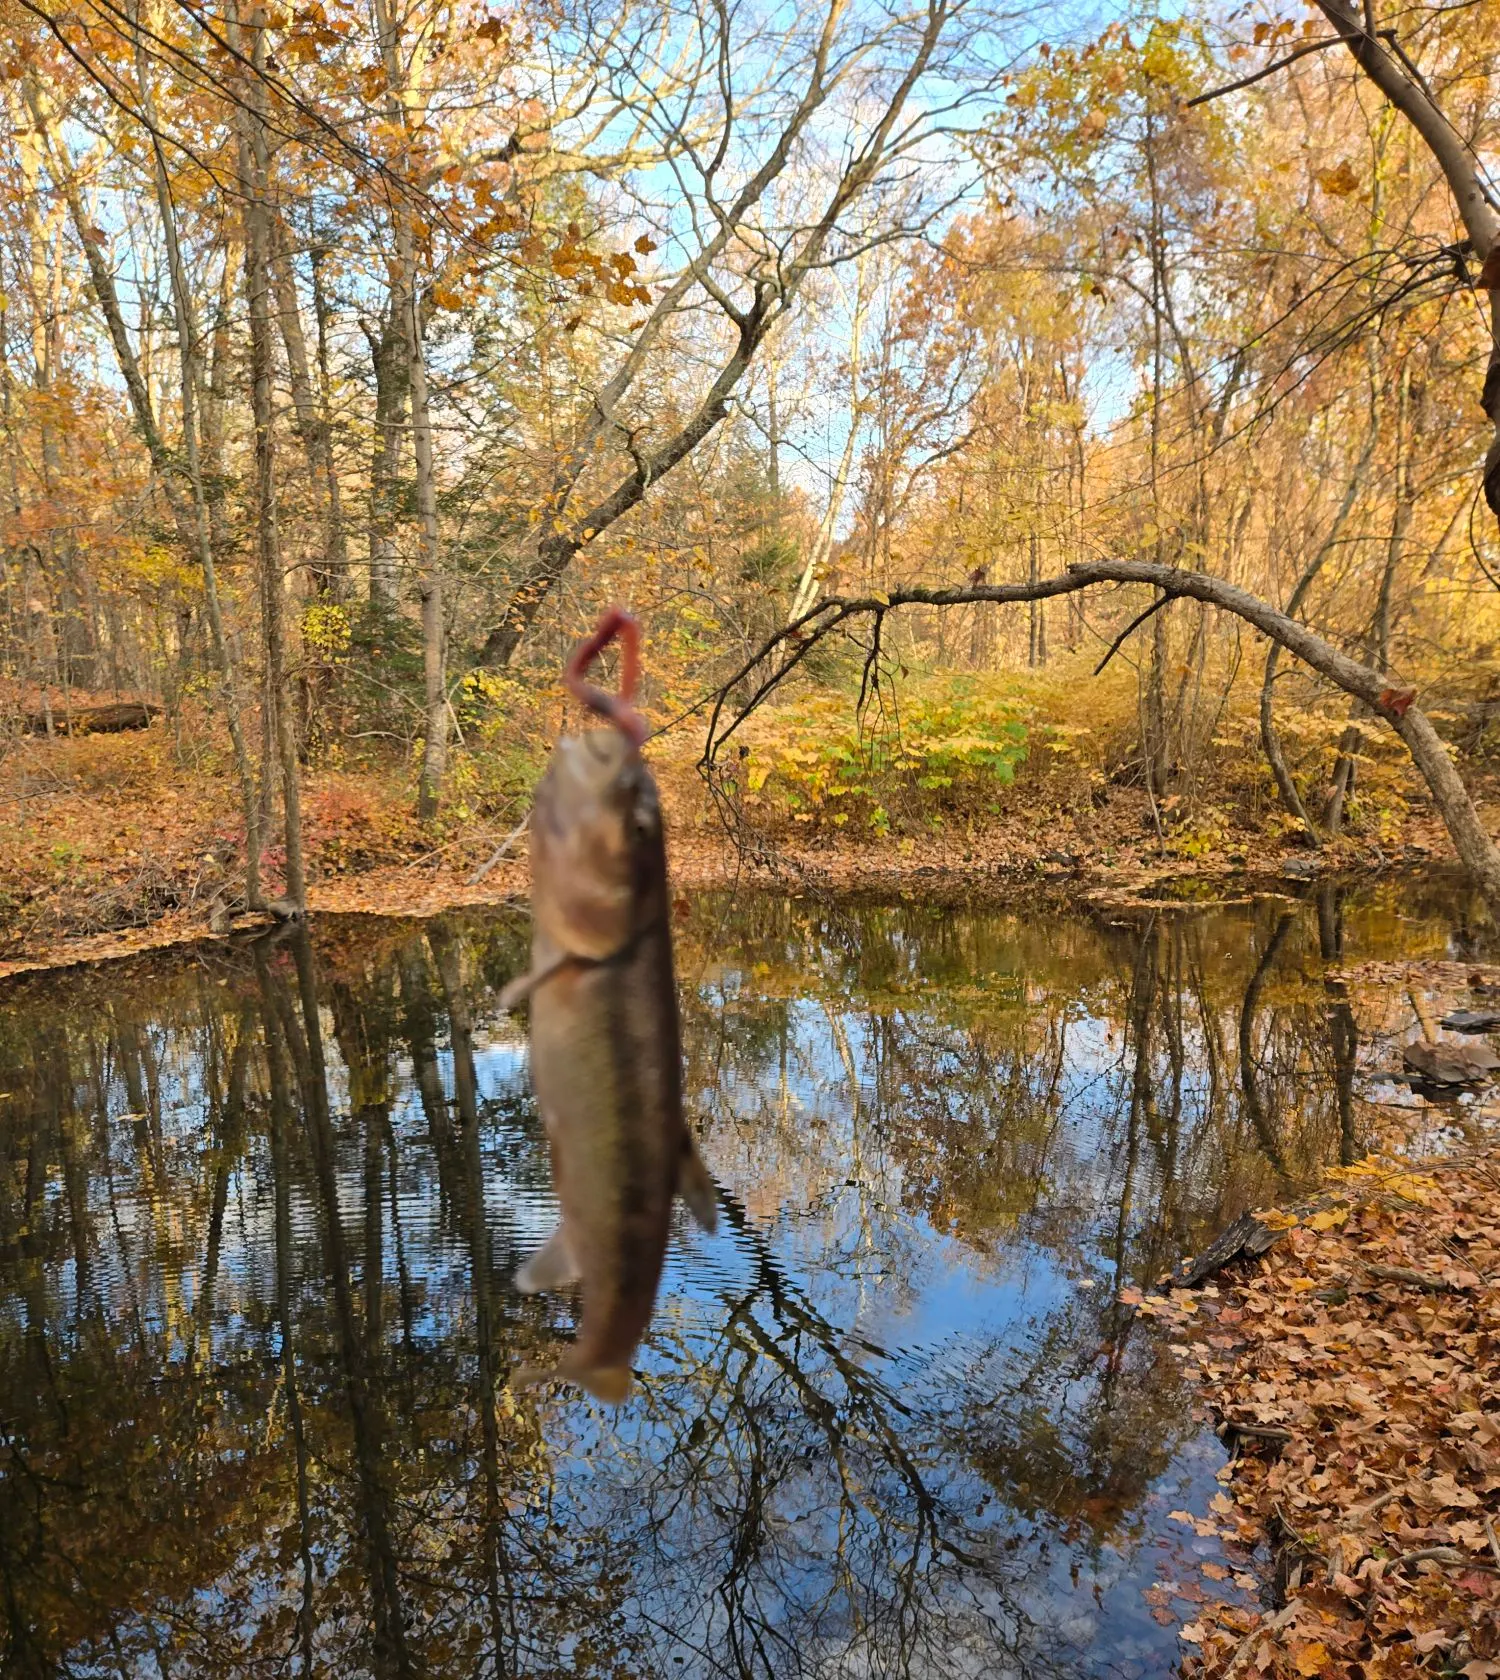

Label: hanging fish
[501,608,717,1404]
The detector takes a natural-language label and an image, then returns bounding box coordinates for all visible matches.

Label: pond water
[0,877,1492,1679]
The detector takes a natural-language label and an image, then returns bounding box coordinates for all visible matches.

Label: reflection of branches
[1238,911,1296,1176]
[430,924,520,1679]
[1317,886,1361,1167]
[0,894,1418,1678]
[626,1175,1002,1679]
[259,933,415,1680]
[257,949,317,1680]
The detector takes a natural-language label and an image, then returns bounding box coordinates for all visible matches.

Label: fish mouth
[565,609,649,749]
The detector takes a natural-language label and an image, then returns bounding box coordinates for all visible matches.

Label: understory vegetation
[0,0,1495,936]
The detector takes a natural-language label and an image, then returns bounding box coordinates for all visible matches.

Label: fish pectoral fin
[513,1224,580,1294]
[510,1362,634,1405]
[677,1132,719,1233]
[498,950,576,1012]
[576,1365,634,1404]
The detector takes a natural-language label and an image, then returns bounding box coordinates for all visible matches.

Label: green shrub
[735,674,1032,834]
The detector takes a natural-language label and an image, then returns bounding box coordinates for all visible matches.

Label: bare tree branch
[696,559,1500,906]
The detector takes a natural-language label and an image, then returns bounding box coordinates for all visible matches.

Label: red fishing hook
[564,608,648,748]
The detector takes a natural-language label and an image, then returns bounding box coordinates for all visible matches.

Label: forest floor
[0,720,1481,978]
[1141,1100,1500,1678]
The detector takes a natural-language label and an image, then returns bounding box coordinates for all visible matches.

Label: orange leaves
[1292,1640,1331,1675]
[1306,1205,1349,1232]
[543,228,653,311]
[1315,160,1361,198]
[357,63,389,102]
[1173,1152,1500,1678]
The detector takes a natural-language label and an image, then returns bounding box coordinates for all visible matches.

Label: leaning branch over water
[698,559,1500,908]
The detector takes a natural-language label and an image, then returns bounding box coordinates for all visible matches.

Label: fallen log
[1167,1210,1287,1288]
[20,701,161,736]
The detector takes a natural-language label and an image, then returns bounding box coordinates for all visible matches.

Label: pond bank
[0,805,1471,981]
[1,720,1483,975]
[1148,1141,1500,1679]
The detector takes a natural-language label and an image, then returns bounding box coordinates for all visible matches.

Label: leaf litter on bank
[1130,1151,1500,1678]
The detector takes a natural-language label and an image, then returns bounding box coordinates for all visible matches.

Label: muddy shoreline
[0,839,1476,986]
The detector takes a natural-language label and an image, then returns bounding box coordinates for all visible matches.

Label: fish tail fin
[510,1362,634,1405]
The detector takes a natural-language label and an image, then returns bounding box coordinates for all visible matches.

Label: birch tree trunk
[789,258,868,623]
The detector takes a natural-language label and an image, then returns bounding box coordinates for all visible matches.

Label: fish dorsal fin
[677,1133,719,1233]
[514,1224,580,1294]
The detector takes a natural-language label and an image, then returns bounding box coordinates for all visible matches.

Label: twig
[1343,1485,1402,1526]
[1186,36,1347,107]
[1093,591,1170,676]
[1220,1419,1294,1443]
[1392,1546,1471,1570]
[1220,1604,1296,1680]
[1364,1262,1460,1291]
[466,812,530,886]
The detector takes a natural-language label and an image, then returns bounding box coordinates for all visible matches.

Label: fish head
[531,728,666,960]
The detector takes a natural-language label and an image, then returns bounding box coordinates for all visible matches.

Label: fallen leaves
[1165,1152,1500,1678]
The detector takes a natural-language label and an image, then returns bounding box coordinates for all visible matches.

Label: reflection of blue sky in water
[1,878,1489,1676]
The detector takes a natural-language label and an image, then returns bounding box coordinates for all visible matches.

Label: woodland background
[0,0,1497,946]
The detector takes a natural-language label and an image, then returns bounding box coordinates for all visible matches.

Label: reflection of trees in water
[680,891,1370,1282]
[0,886,1452,1676]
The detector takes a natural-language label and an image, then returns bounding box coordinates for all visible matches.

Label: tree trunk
[372,0,447,817]
[26,79,193,543]
[1260,414,1375,841]
[204,252,236,560]
[364,301,406,609]
[134,6,263,908]
[271,216,347,597]
[309,245,349,592]
[401,278,446,819]
[240,5,305,910]
[789,255,867,624]
[1309,0,1500,525]
[1326,362,1413,836]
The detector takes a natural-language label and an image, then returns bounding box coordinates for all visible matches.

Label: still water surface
[0,880,1489,1678]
